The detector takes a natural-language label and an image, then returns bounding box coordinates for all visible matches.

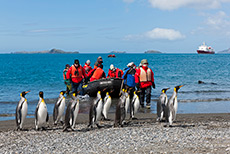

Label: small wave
[0,114,34,117]
[180,90,230,94]
[179,98,230,103]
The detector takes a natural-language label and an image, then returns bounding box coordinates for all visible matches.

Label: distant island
[14,48,79,54]
[144,50,162,54]
[110,51,126,54]
[218,48,230,54]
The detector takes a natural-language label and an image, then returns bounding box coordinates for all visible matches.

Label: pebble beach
[1,112,230,153]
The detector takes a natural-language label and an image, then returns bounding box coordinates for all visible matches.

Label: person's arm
[66,67,72,79]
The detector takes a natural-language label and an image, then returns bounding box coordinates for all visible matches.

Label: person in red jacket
[135,59,155,109]
[107,64,123,78]
[66,59,87,95]
[83,60,92,74]
[94,56,103,68]
[90,64,106,82]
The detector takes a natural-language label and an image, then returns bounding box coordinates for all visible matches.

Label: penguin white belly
[133,97,140,114]
[71,102,79,129]
[58,99,65,121]
[102,97,112,119]
[125,96,130,115]
[173,97,178,120]
[95,99,103,122]
[37,103,47,125]
[20,102,28,128]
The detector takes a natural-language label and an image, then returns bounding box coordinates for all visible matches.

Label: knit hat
[74,59,79,65]
[110,64,115,70]
[141,59,148,65]
[86,60,90,65]
[127,62,134,67]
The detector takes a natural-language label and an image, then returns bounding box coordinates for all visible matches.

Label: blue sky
[1,0,230,53]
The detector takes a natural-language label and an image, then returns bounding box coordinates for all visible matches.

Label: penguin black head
[174,85,184,92]
[60,91,66,95]
[21,91,30,97]
[39,91,44,98]
[161,88,170,93]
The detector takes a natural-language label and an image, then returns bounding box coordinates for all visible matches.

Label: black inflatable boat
[83,78,123,97]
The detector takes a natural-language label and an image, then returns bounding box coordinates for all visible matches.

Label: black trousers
[140,86,151,106]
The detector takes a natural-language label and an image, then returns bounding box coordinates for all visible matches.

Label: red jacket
[107,68,123,78]
[83,64,92,74]
[90,67,106,82]
[66,65,87,83]
[135,66,154,88]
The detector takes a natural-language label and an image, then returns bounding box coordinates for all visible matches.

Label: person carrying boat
[135,59,155,109]
[83,60,92,74]
[94,56,103,68]
[63,64,72,95]
[107,64,123,78]
[66,59,87,95]
[90,64,106,82]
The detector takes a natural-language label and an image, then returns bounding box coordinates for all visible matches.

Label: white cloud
[205,11,230,29]
[123,0,135,3]
[191,11,230,36]
[148,0,230,10]
[125,28,185,40]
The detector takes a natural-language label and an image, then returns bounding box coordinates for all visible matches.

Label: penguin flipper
[46,112,49,122]
[35,105,39,123]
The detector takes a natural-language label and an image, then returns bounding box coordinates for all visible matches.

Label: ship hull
[197,50,215,54]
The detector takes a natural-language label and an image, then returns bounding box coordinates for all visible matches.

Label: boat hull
[83,78,123,97]
[197,50,215,54]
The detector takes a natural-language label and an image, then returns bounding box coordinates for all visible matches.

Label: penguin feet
[96,124,102,129]
[104,118,111,121]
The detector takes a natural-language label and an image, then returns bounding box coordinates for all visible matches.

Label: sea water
[0,53,230,121]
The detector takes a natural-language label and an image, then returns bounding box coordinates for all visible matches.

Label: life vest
[140,67,151,82]
[108,69,116,78]
[91,67,104,80]
[116,69,123,78]
[71,65,83,78]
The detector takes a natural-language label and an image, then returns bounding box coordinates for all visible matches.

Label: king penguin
[35,91,49,130]
[114,89,126,127]
[166,85,183,126]
[16,91,30,130]
[63,93,80,131]
[102,92,112,120]
[156,88,170,122]
[88,91,103,128]
[130,91,140,120]
[53,91,66,125]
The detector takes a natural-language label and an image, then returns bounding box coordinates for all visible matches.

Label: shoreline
[1,112,230,132]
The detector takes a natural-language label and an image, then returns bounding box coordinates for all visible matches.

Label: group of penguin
[157,85,184,126]
[15,85,183,131]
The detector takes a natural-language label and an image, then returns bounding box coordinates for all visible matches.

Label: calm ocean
[0,53,230,121]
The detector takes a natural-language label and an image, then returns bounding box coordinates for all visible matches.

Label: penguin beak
[25,91,30,94]
[179,85,184,88]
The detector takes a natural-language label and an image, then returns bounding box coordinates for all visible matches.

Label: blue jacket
[122,67,136,87]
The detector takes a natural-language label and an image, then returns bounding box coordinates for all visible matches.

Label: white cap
[127,62,134,67]
[86,60,90,65]
[110,64,115,70]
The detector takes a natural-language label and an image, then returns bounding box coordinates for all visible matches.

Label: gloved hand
[136,83,140,89]
[152,82,155,89]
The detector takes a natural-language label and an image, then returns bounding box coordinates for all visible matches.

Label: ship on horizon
[197,42,215,54]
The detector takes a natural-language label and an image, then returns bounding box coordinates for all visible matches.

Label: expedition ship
[197,42,215,54]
